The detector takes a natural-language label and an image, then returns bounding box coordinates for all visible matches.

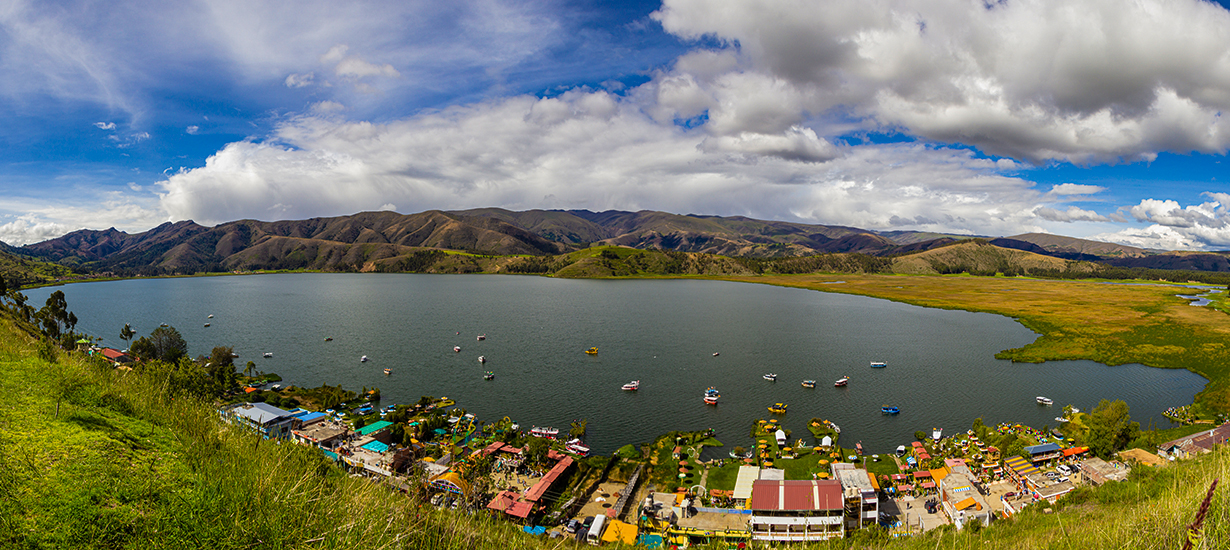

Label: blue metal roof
[297,412,327,423]
[1024,442,1062,455]
[361,440,390,453]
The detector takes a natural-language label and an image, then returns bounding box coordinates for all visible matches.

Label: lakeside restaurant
[748,479,845,542]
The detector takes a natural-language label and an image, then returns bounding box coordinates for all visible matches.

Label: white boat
[203,323,210,327]
[477,334,486,341]
[478,356,486,364]
[1037,396,1053,405]
[712,352,720,357]
[263,352,273,358]
[932,428,943,440]
[895,445,907,457]
[763,373,777,381]
[530,426,559,439]
[834,376,849,387]
[870,361,887,368]
[704,387,720,405]
[383,368,392,375]
[830,422,841,434]
[453,346,461,353]
[565,438,591,456]
[621,380,640,391]
[1071,407,1080,414]
[207,314,213,319]
[1055,417,1069,423]
[360,355,368,362]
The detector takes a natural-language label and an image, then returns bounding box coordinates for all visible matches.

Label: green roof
[356,420,393,436]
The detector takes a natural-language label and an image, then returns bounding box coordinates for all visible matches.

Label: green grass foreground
[2,298,1229,549]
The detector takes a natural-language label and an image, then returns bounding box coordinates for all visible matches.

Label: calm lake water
[27,274,1207,456]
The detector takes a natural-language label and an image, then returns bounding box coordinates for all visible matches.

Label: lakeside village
[93,344,1226,546]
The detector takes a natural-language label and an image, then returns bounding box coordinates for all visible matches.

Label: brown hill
[1006,233,1152,258]
[891,240,1101,275]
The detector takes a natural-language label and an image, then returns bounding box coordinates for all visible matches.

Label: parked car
[1004,492,1016,498]
[564,519,580,534]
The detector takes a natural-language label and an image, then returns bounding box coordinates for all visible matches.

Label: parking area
[888,495,949,532]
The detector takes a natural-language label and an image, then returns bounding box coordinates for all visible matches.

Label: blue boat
[881,405,899,415]
[870,361,887,368]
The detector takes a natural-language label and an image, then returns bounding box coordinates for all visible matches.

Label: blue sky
[2,0,1230,250]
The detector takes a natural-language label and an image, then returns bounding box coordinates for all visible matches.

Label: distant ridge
[18,208,1230,275]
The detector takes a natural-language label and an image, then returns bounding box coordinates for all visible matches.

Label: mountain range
[6,208,1230,276]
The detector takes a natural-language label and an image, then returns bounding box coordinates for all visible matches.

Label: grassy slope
[714,273,1230,412]
[2,309,1229,549]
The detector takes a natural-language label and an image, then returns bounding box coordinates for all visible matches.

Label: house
[222,402,295,439]
[832,464,877,530]
[98,347,133,366]
[1023,442,1064,463]
[291,421,348,449]
[748,479,844,541]
[486,450,574,521]
[937,462,992,529]
[1079,457,1131,486]
[1157,422,1230,460]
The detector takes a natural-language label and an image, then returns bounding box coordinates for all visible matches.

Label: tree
[914,430,927,441]
[36,290,72,341]
[130,336,155,361]
[148,326,188,363]
[1085,399,1140,459]
[120,323,135,350]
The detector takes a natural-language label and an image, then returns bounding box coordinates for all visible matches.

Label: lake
[26,273,1207,456]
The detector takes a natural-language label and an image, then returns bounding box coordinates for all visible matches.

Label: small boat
[768,402,788,414]
[932,428,943,440]
[453,346,461,353]
[1070,407,1080,414]
[856,442,864,455]
[324,337,332,341]
[207,314,213,319]
[565,439,591,457]
[478,356,486,364]
[1055,417,1069,423]
[870,361,887,368]
[801,380,816,388]
[160,323,168,327]
[896,445,907,457]
[263,352,273,358]
[530,426,560,439]
[763,373,777,381]
[834,376,849,387]
[477,334,486,341]
[203,323,210,327]
[621,380,640,391]
[881,405,900,414]
[704,387,720,405]
[1036,396,1053,406]
[383,368,391,375]
[484,371,495,380]
[360,355,369,362]
[231,352,239,358]
[712,352,720,357]
[585,347,598,355]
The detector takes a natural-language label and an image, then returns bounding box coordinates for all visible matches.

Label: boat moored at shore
[530,426,559,439]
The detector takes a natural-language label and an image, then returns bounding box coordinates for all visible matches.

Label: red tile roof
[749,480,842,511]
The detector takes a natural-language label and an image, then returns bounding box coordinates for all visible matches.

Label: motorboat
[931,428,943,440]
[768,402,788,414]
[478,356,487,364]
[621,380,640,391]
[834,376,849,387]
[324,337,332,341]
[881,405,900,414]
[712,352,720,357]
[1036,396,1054,405]
[585,347,598,355]
[895,445,907,457]
[207,314,213,319]
[360,355,368,362]
[704,387,720,405]
[263,352,273,358]
[453,346,461,353]
[530,426,560,439]
[870,361,887,368]
[484,371,495,380]
[203,323,210,327]
[565,439,591,457]
[801,380,816,388]
[763,373,777,381]
[830,422,841,433]
[383,368,391,376]
[1055,417,1069,423]
[477,334,486,341]
[856,442,864,455]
